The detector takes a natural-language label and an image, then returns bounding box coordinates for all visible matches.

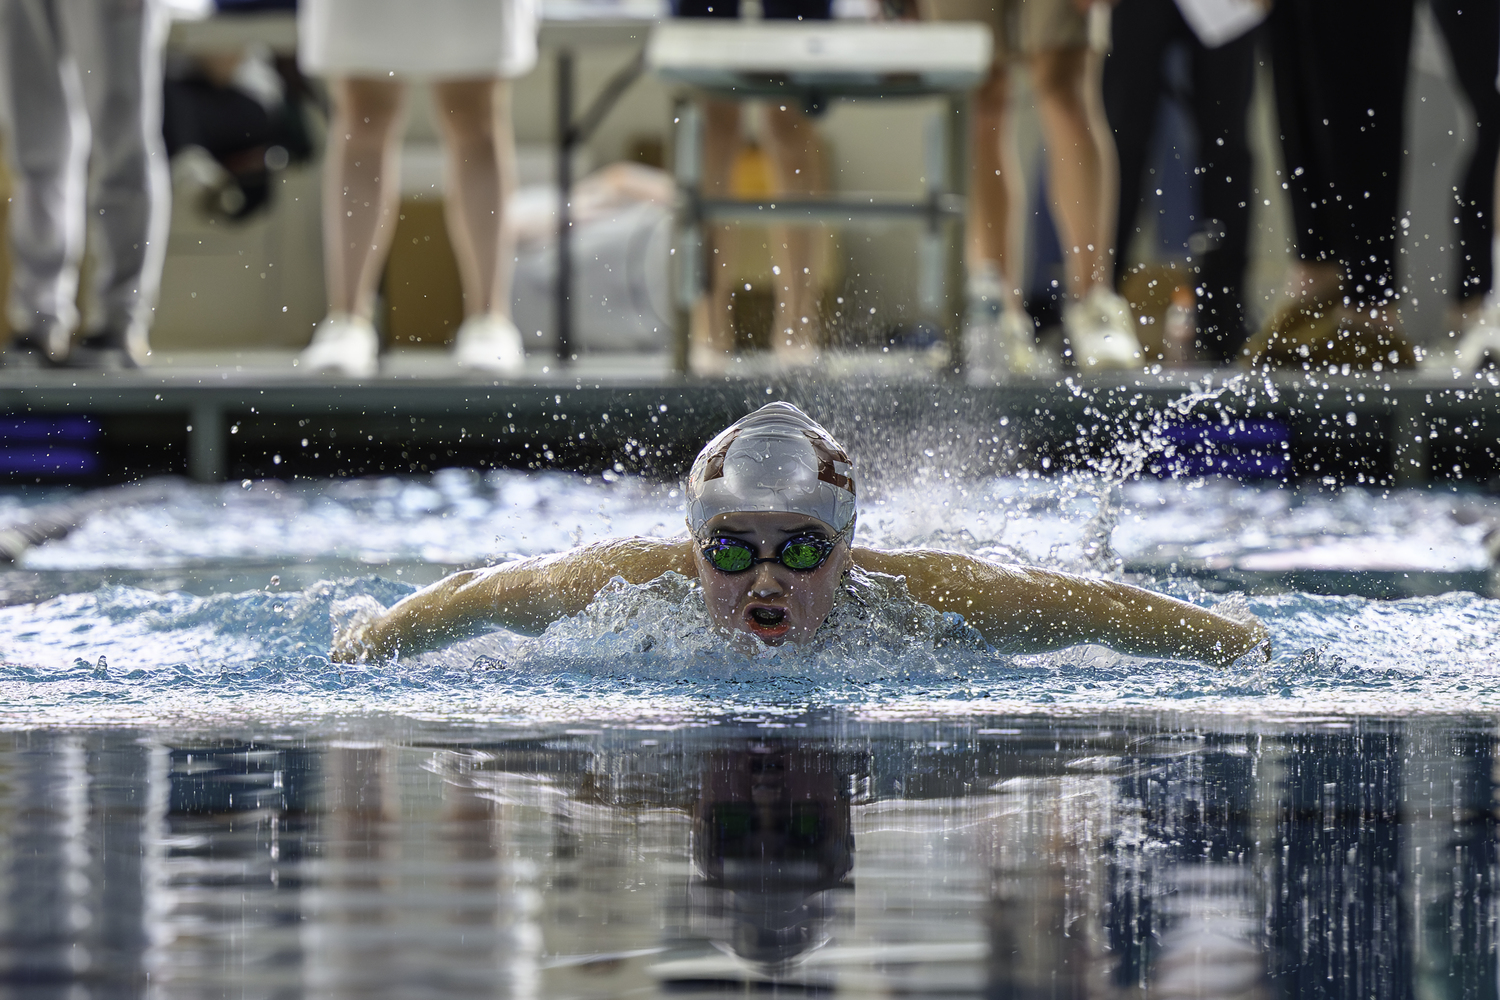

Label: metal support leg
[919,114,946,317]
[189,403,224,483]
[671,100,704,375]
[943,95,969,373]
[555,49,575,366]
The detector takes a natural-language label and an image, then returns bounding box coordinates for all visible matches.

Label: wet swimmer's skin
[330,401,1268,666]
[329,512,1268,666]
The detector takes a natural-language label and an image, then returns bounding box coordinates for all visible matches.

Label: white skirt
[298,0,539,79]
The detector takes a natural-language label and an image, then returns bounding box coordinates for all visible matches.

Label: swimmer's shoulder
[583,533,691,555]
[851,545,1046,612]
[571,534,697,583]
[852,545,1025,576]
[855,544,1038,566]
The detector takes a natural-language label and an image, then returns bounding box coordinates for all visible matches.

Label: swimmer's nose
[746,560,785,597]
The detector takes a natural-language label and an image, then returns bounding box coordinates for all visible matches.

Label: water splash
[517,568,987,684]
[0,469,1495,727]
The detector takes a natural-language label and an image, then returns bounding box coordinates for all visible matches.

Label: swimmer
[332,402,1268,665]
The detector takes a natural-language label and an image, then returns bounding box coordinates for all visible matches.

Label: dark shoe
[1244,299,1416,372]
[69,324,149,369]
[2,320,71,368]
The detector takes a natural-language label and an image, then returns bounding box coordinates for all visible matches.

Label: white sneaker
[1000,308,1044,375]
[1451,301,1500,371]
[1063,286,1144,369]
[452,313,525,375]
[689,341,733,377]
[962,265,1005,382]
[772,329,819,369]
[963,263,1044,382]
[300,313,379,378]
[964,307,1041,383]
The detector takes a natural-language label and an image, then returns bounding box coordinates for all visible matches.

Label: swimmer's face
[692,511,853,646]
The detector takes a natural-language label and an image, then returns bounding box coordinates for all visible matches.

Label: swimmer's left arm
[332,536,696,661]
[853,548,1267,666]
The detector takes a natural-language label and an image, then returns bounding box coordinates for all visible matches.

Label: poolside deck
[1,348,1497,485]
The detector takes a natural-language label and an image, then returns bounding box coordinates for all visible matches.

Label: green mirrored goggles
[699,526,849,574]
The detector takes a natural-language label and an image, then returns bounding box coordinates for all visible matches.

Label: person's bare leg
[968,60,1025,311]
[692,99,742,369]
[433,78,515,318]
[323,78,407,320]
[762,101,825,358]
[1030,47,1112,298]
[1083,48,1118,289]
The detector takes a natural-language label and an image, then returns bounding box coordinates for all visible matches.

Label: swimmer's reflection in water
[333,402,1268,665]
[686,742,854,974]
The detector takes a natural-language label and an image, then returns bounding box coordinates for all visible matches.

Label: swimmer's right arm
[331,537,696,662]
[854,547,1268,667]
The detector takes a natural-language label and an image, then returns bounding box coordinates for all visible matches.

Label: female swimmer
[332,402,1267,665]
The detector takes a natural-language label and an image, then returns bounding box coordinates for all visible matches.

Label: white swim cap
[686,402,856,534]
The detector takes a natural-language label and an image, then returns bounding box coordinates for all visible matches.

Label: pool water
[0,470,1497,996]
[0,470,1495,723]
[1,715,1493,998]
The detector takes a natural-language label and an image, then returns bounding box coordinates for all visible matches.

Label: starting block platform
[0,350,1495,488]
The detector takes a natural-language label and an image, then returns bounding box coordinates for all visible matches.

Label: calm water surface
[1,714,1494,999]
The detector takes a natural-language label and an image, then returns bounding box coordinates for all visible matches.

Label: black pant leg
[1189,27,1256,359]
[1431,0,1500,303]
[1103,0,1177,265]
[672,0,741,16]
[761,0,832,17]
[1332,0,1413,305]
[1268,0,1328,266]
[1270,0,1414,305]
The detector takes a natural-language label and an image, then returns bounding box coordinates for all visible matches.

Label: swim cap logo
[804,429,854,494]
[699,428,739,484]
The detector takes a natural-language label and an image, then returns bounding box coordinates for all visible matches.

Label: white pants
[0,0,169,337]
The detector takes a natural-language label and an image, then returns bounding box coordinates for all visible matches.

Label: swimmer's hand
[329,624,372,663]
[329,595,387,663]
[1207,595,1271,667]
[1212,617,1270,667]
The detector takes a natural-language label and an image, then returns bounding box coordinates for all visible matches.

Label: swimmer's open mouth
[749,607,786,628]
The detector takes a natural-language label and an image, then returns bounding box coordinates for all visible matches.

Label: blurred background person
[684,0,832,376]
[1434,0,1500,367]
[0,0,171,369]
[297,0,538,378]
[921,0,1142,372]
[1255,0,1416,367]
[1104,0,1262,364]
